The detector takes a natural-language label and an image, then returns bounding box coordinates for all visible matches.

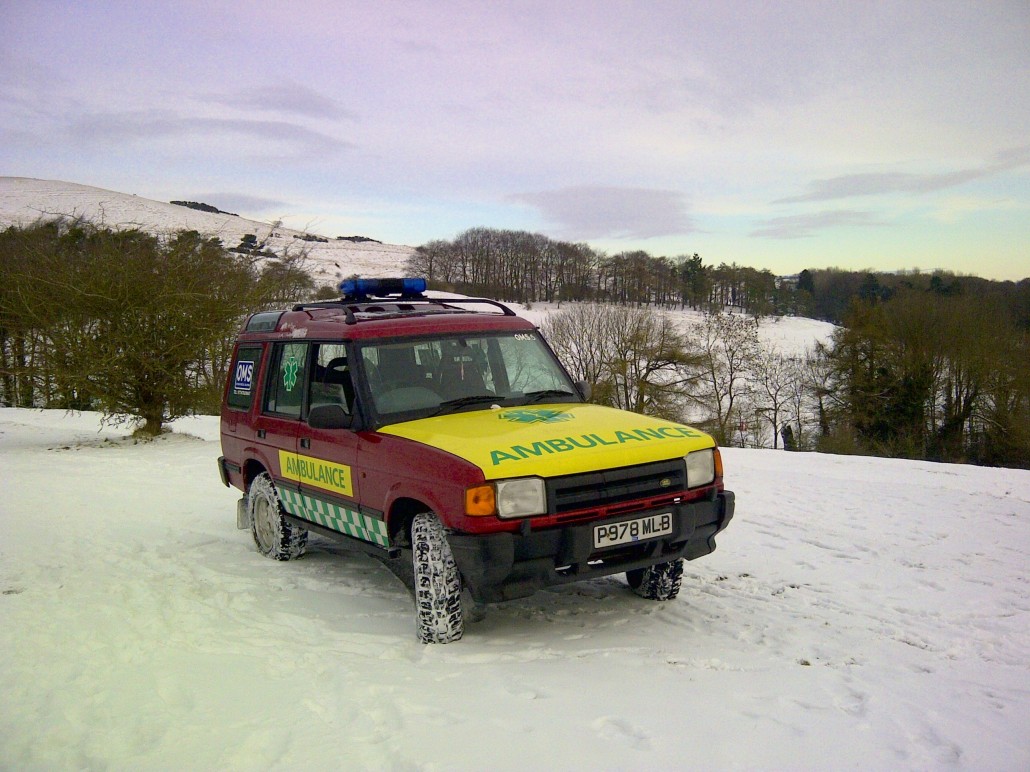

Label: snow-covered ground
[2,408,1027,770]
[514,301,837,361]
[0,177,416,287]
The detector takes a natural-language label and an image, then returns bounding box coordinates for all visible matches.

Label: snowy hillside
[1,408,1027,770]
[0,177,416,287]
[515,302,837,361]
[1,177,838,358]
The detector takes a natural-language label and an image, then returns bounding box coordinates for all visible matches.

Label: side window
[227,345,263,411]
[309,343,353,413]
[263,342,309,418]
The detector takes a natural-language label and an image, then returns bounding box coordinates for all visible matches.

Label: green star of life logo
[499,408,574,424]
[283,356,300,391]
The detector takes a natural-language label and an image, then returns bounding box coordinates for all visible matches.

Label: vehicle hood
[377,403,715,480]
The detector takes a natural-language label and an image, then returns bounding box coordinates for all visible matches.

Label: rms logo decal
[233,360,254,394]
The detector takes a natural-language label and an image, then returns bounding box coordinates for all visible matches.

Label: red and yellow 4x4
[218,279,734,642]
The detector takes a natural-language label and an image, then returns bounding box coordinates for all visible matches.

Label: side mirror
[575,380,592,401]
[308,404,352,430]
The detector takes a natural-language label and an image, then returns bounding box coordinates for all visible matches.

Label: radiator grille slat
[546,459,686,514]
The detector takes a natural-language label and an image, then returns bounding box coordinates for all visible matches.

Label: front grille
[546,458,686,514]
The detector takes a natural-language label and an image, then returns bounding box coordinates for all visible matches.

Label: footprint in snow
[591,716,652,751]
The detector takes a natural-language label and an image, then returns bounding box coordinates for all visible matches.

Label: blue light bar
[338,277,427,299]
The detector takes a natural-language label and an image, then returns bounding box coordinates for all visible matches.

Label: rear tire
[412,512,464,643]
[249,473,307,561]
[626,559,683,601]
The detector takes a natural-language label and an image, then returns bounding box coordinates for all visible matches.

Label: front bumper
[448,490,734,603]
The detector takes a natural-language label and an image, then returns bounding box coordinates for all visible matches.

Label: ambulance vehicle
[218,278,734,642]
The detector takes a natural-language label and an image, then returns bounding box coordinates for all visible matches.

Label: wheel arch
[242,458,268,489]
[388,496,433,547]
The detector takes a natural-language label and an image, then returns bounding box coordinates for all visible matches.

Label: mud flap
[236,495,252,530]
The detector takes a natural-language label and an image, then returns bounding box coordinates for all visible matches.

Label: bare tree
[804,346,836,441]
[753,347,798,448]
[542,303,700,420]
[688,311,761,444]
[784,352,812,449]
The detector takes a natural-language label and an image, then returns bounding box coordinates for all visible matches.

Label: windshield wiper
[524,389,577,404]
[431,394,500,416]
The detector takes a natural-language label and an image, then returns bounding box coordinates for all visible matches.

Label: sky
[2,0,1028,281]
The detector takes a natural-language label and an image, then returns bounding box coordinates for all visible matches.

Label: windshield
[358,331,579,421]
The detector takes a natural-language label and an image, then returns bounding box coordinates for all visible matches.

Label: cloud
[776,145,1030,203]
[749,210,886,239]
[202,83,358,121]
[510,186,694,240]
[66,110,352,157]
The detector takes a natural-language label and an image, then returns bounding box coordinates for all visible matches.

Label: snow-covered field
[514,301,837,362]
[2,408,1027,770]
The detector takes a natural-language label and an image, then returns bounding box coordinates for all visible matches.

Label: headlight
[685,448,715,488]
[495,477,547,518]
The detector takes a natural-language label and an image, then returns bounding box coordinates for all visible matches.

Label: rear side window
[227,345,263,411]
[309,343,354,413]
[263,342,309,418]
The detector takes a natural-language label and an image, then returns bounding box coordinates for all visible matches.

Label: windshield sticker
[489,426,702,466]
[499,408,573,424]
[233,360,254,394]
[283,356,300,392]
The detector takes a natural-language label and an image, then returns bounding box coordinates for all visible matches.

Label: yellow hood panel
[377,403,715,480]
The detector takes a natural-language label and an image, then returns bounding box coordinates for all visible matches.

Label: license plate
[593,512,673,549]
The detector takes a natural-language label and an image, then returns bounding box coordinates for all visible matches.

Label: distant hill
[0,177,415,287]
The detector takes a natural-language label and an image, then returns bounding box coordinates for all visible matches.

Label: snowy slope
[514,301,837,361]
[0,177,416,287]
[1,408,1027,770]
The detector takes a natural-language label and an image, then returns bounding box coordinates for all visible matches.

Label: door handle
[257,429,266,439]
[300,438,311,449]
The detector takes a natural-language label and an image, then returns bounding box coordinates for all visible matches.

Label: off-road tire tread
[412,512,464,643]
[626,558,684,601]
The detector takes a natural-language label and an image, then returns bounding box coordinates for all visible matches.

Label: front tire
[411,512,464,643]
[626,559,683,601]
[249,473,307,560]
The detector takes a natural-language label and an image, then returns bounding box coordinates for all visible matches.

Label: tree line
[797,267,1030,327]
[410,227,1029,466]
[3,219,1026,467]
[0,220,312,434]
[407,227,801,316]
[410,227,1030,330]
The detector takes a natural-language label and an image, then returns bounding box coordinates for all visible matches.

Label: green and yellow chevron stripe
[277,487,390,548]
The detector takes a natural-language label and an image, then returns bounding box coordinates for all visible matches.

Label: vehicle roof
[235,301,536,342]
